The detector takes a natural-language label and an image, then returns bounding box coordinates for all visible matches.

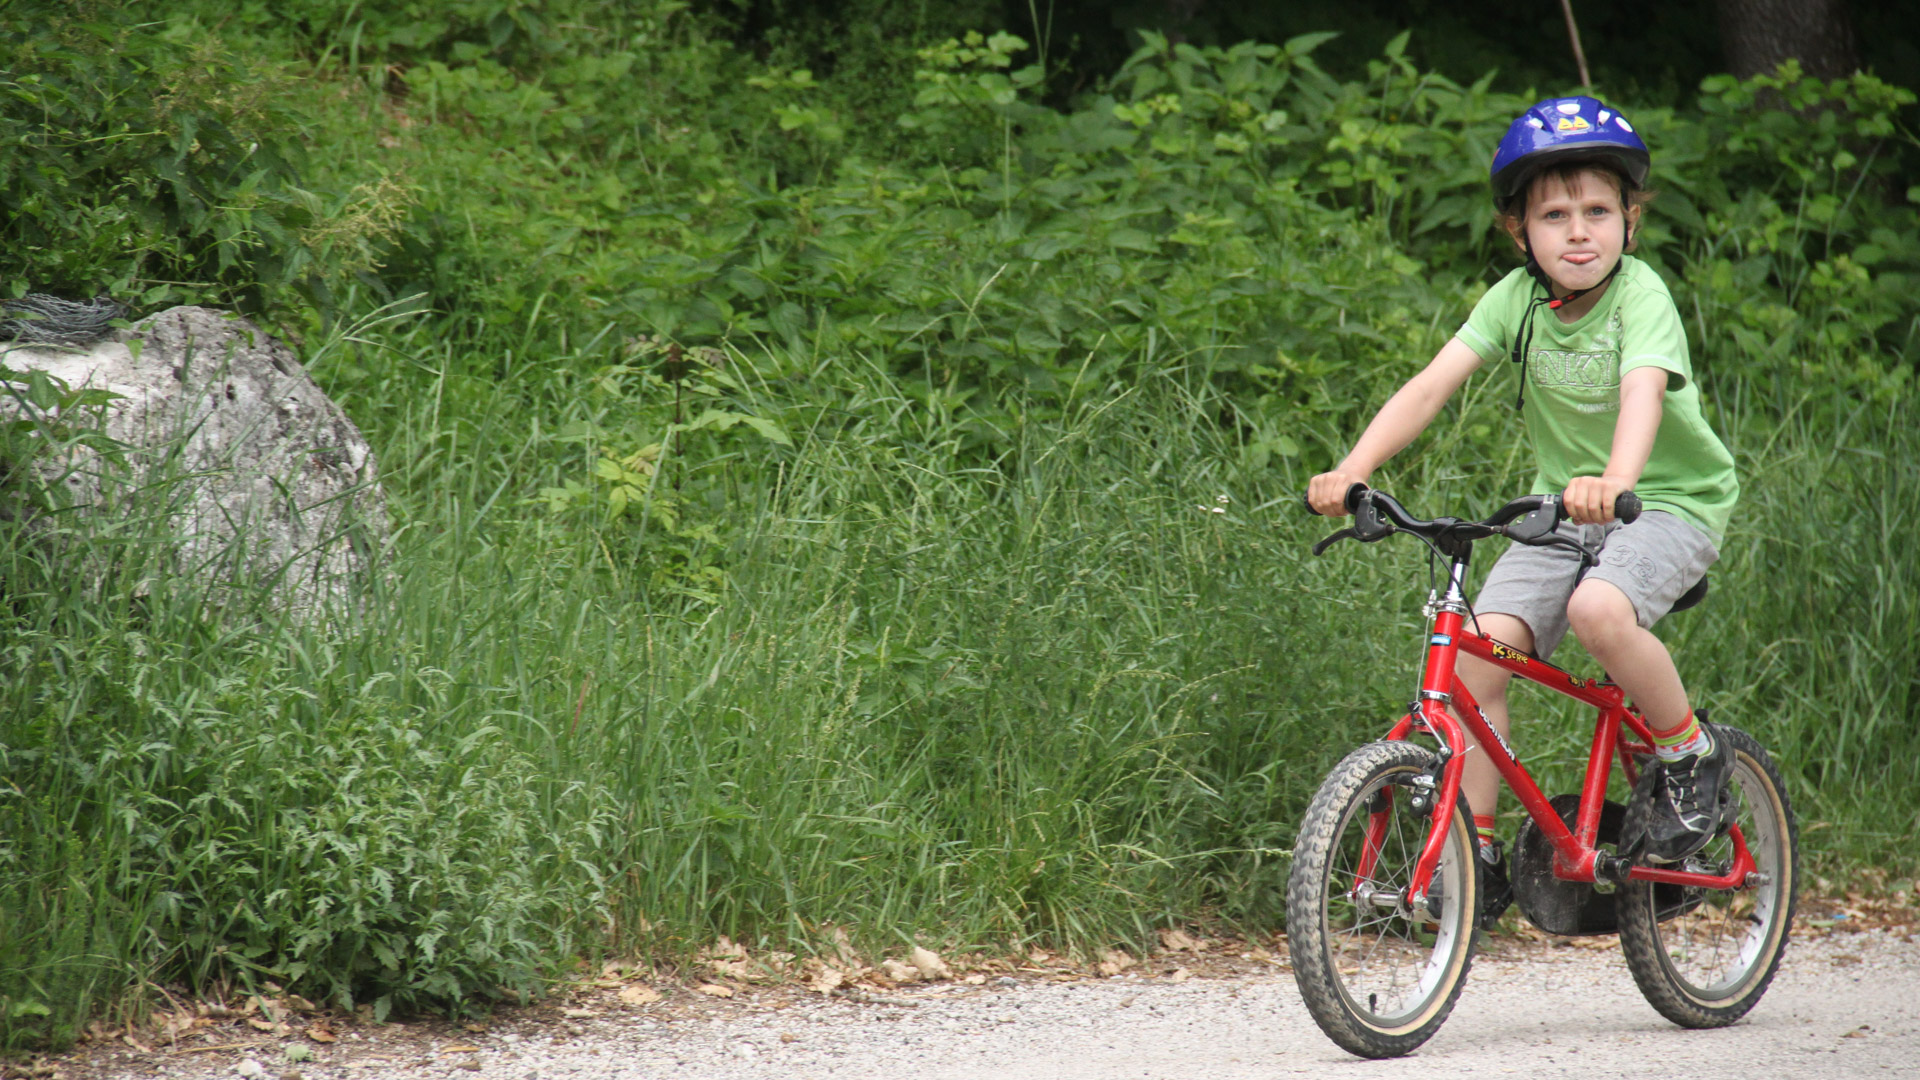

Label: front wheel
[1287,740,1479,1059]
[1617,724,1798,1027]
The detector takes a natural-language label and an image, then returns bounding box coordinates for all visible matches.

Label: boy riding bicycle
[1306,97,1739,911]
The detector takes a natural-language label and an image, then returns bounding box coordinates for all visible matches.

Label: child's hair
[1496,157,1656,252]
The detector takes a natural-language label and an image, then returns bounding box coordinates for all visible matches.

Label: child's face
[1513,168,1639,297]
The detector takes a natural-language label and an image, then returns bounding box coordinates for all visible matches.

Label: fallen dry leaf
[910,946,951,980]
[1158,928,1204,953]
[305,1022,337,1044]
[825,925,861,968]
[152,1011,195,1042]
[695,984,735,999]
[806,964,846,995]
[963,974,987,986]
[617,984,662,1006]
[560,1008,595,1020]
[461,1022,488,1034]
[881,959,920,983]
[1166,967,1191,983]
[1096,949,1138,977]
[440,1045,481,1054]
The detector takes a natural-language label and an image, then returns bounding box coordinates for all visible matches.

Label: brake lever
[1504,495,1562,543]
[1350,492,1394,542]
[1312,528,1359,556]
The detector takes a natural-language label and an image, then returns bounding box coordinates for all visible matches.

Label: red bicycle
[1287,485,1798,1059]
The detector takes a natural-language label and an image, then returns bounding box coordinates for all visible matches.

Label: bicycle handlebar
[1304,486,1641,558]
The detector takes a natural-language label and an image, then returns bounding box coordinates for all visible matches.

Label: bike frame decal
[1490,642,1531,664]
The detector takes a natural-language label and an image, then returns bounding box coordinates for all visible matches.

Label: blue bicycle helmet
[1490,96,1649,209]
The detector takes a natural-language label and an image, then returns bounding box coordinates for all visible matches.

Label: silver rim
[1650,752,1785,999]
[1323,772,1469,1026]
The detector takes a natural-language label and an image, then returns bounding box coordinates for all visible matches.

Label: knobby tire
[1617,724,1798,1027]
[1287,740,1480,1059]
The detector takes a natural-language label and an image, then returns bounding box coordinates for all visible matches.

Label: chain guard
[1513,794,1629,935]
[1513,793,1703,935]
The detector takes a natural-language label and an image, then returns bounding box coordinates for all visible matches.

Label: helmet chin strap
[1510,235,1625,409]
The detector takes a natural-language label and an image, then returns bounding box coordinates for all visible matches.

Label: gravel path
[62,924,1919,1080]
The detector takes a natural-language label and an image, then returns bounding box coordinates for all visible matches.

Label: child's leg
[1567,511,1719,737]
[1565,579,1689,728]
[1567,529,1729,864]
[1455,612,1536,825]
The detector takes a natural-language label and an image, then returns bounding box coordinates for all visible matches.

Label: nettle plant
[1662,65,1920,402]
[537,336,791,602]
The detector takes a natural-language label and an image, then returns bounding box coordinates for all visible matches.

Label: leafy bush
[5,1,1919,1050]
[0,533,608,1039]
[0,6,409,320]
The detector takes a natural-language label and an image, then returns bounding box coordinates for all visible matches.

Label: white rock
[232,1059,267,1079]
[1,306,387,618]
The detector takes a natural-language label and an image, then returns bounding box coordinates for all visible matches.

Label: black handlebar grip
[1301,482,1370,517]
[1615,491,1641,524]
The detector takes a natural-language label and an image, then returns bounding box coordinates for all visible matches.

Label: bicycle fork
[1398,555,1475,913]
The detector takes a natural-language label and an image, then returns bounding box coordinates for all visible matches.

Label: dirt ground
[14,890,1917,1080]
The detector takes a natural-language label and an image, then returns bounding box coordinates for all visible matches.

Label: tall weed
[5,4,1919,1050]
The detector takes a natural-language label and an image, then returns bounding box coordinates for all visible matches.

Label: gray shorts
[1476,510,1719,660]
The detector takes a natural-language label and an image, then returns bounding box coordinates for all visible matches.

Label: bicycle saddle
[1669,575,1709,614]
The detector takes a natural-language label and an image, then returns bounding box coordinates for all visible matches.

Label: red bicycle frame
[1371,558,1757,912]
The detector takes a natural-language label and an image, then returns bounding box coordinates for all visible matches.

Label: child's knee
[1567,580,1637,641]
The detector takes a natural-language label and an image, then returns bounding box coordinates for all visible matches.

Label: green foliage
[0,365,125,512]
[0,509,606,1041]
[0,5,413,320]
[5,2,1919,1050]
[1664,66,1920,402]
[533,337,791,601]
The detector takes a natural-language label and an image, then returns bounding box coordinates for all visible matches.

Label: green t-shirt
[1455,255,1738,543]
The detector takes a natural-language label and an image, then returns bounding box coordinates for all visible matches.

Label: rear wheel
[1287,741,1478,1058]
[1617,725,1798,1027]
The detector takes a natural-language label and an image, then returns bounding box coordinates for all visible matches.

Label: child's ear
[1502,214,1528,253]
[1624,203,1643,253]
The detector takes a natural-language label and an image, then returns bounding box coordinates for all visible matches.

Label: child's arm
[1563,366,1667,523]
[1308,337,1487,516]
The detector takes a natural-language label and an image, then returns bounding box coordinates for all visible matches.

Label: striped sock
[1475,814,1498,856]
[1651,710,1712,762]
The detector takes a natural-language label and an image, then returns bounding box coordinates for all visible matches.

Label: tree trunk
[1715,0,1858,79]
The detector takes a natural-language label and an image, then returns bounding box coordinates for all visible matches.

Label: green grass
[5,3,1919,1049]
[6,318,1916,1050]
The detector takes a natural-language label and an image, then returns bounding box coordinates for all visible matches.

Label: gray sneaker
[1641,727,1733,864]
